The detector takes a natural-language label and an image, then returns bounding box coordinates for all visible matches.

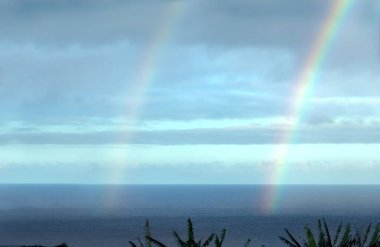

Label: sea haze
[0,185,379,247]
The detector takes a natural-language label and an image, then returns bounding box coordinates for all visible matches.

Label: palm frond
[129,241,138,247]
[323,218,333,247]
[145,220,152,247]
[305,225,318,247]
[279,236,299,247]
[318,219,326,247]
[362,224,372,247]
[202,233,215,247]
[215,235,222,247]
[282,228,302,247]
[146,236,168,247]
[333,224,343,247]
[339,224,352,247]
[214,229,227,247]
[369,224,380,247]
[218,229,226,246]
[173,231,187,247]
[187,218,195,244]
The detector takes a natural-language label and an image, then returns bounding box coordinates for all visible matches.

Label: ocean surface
[0,185,380,247]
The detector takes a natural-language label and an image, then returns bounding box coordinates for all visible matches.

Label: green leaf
[369,224,380,247]
[219,229,226,246]
[281,228,302,247]
[318,219,326,247]
[187,218,195,245]
[146,236,168,247]
[145,220,152,247]
[323,218,333,247]
[362,224,372,247]
[305,225,318,247]
[129,241,138,247]
[173,231,187,247]
[202,233,215,247]
[339,224,351,247]
[333,224,342,247]
[279,236,298,247]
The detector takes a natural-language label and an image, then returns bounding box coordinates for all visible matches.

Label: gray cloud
[1,0,377,80]
[1,0,377,55]
[0,0,379,145]
[3,123,380,145]
[0,0,168,46]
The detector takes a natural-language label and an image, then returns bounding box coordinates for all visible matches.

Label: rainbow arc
[263,0,356,214]
[105,1,187,206]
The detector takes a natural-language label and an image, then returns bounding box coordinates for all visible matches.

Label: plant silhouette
[142,218,252,247]
[129,220,153,247]
[279,218,380,247]
[213,228,226,247]
[146,218,215,247]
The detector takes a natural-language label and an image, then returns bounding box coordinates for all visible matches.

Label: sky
[0,0,380,184]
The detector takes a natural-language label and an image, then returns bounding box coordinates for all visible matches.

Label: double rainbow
[103,0,356,209]
[263,0,356,214]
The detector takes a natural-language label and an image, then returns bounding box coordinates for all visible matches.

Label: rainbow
[105,1,187,205]
[263,0,356,214]
[124,1,187,124]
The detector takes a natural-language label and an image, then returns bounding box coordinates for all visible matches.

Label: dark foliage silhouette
[146,218,216,247]
[129,219,153,247]
[279,218,380,247]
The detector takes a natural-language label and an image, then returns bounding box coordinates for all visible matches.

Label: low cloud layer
[3,124,380,145]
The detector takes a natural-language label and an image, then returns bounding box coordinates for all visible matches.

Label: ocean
[0,185,379,247]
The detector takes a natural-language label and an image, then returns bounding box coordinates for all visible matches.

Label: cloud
[2,122,380,145]
[0,0,379,145]
[1,0,377,62]
[0,43,295,123]
[0,0,170,46]
[1,40,378,125]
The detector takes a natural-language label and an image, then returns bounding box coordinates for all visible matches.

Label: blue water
[0,185,379,247]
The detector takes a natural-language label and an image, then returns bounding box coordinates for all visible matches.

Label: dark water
[0,185,380,247]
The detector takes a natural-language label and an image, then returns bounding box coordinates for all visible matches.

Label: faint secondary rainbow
[124,1,187,124]
[263,0,356,214]
[105,1,187,204]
